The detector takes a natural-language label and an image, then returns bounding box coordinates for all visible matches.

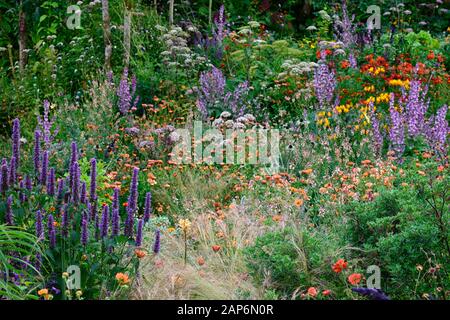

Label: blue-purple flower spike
[100,205,109,239]
[351,287,390,300]
[33,130,41,181]
[41,151,49,187]
[153,229,161,254]
[112,188,120,211]
[90,158,97,202]
[111,207,120,237]
[0,159,8,193]
[35,210,44,240]
[12,118,20,169]
[81,215,88,246]
[61,205,69,238]
[5,195,14,225]
[128,167,139,213]
[135,219,144,247]
[47,168,55,196]
[80,181,87,204]
[8,156,16,185]
[47,214,56,248]
[144,192,152,223]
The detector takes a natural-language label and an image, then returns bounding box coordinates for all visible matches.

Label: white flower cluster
[212,112,257,130]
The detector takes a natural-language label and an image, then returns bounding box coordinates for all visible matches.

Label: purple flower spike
[35,210,44,240]
[71,162,80,204]
[111,207,120,237]
[112,188,119,211]
[47,168,55,196]
[56,179,65,202]
[388,93,405,158]
[5,196,14,225]
[144,192,152,223]
[25,175,32,191]
[33,131,41,181]
[90,200,97,221]
[135,219,144,247]
[41,151,49,187]
[128,167,139,213]
[100,205,109,239]
[352,287,390,300]
[81,215,88,246]
[69,142,78,186]
[19,180,26,203]
[80,182,87,204]
[47,214,56,248]
[8,156,16,185]
[153,229,161,254]
[313,54,336,109]
[124,206,134,238]
[12,118,20,169]
[89,158,97,202]
[0,159,8,193]
[61,205,69,238]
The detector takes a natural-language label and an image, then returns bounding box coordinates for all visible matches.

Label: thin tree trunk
[102,0,112,72]
[123,6,132,69]
[169,0,174,25]
[208,0,212,25]
[18,3,27,74]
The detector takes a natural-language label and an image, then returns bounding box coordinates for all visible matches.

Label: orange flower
[38,288,49,296]
[348,273,362,285]
[123,202,129,207]
[307,287,318,297]
[134,249,146,259]
[197,256,205,266]
[332,259,348,273]
[301,168,313,175]
[294,198,304,207]
[212,245,221,252]
[115,272,130,286]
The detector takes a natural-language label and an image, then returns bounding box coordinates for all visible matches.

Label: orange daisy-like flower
[348,273,362,285]
[307,287,318,297]
[115,272,130,286]
[332,259,348,273]
[134,249,146,259]
[294,198,304,207]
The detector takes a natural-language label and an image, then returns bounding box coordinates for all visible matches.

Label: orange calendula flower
[115,272,130,286]
[348,273,362,285]
[332,259,348,273]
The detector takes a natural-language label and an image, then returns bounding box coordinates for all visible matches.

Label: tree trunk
[18,3,27,74]
[123,6,132,69]
[102,0,112,72]
[168,0,174,25]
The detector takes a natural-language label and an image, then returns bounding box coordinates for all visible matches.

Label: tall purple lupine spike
[128,167,139,213]
[40,151,49,187]
[33,131,41,182]
[153,229,161,254]
[313,52,336,109]
[61,205,69,238]
[71,162,80,205]
[388,93,405,159]
[111,207,120,237]
[135,219,144,247]
[144,192,152,223]
[12,118,20,169]
[47,214,56,248]
[80,182,87,204]
[89,158,97,202]
[112,188,119,211]
[47,168,55,196]
[1,159,8,192]
[8,156,16,185]
[81,215,88,246]
[100,205,109,239]
[35,210,44,240]
[5,195,14,225]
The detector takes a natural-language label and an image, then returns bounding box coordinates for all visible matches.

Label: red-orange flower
[348,273,362,285]
[307,287,318,297]
[332,259,348,273]
[322,289,331,296]
[212,245,221,252]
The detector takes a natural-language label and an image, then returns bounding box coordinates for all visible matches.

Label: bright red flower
[348,273,362,285]
[307,287,318,297]
[332,259,348,273]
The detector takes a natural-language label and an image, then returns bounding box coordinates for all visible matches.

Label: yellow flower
[38,288,48,296]
[178,219,191,231]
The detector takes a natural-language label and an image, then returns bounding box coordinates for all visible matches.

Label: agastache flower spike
[71,161,80,204]
[144,192,152,223]
[128,167,139,213]
[5,195,14,225]
[135,219,143,247]
[153,229,161,254]
[12,118,20,169]
[35,210,44,240]
[69,142,78,187]
[100,205,109,239]
[33,131,41,181]
[56,179,65,203]
[8,156,16,185]
[112,188,119,211]
[25,175,32,191]
[89,158,97,201]
[80,182,87,204]
[81,215,88,246]
[1,159,8,192]
[61,205,69,238]
[111,207,120,237]
[41,151,49,187]
[47,168,55,196]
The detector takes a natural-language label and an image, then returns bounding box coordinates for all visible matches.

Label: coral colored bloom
[332,259,348,273]
[38,288,48,296]
[307,287,318,297]
[115,273,130,286]
[212,245,221,252]
[135,249,146,259]
[348,273,362,285]
[322,289,331,296]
